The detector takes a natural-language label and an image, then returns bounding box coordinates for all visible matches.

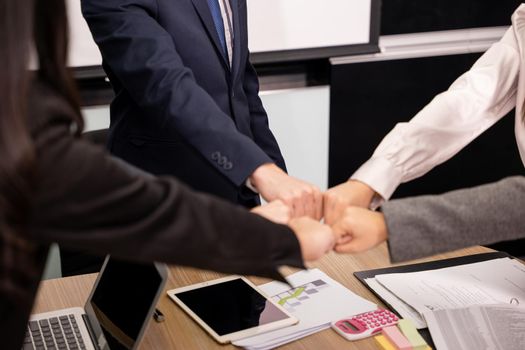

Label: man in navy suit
[81,0,322,218]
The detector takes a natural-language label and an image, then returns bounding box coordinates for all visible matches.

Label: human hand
[332,206,388,254]
[288,217,335,261]
[249,163,322,220]
[323,180,377,225]
[250,200,291,225]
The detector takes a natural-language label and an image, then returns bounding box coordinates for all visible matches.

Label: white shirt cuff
[351,157,403,202]
[245,178,259,193]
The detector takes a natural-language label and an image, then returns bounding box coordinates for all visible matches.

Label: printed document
[233,268,376,350]
[375,258,525,317]
[365,277,427,329]
[424,304,525,350]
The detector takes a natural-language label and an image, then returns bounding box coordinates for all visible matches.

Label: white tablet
[167,275,298,343]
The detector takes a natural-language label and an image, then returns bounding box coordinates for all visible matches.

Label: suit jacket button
[218,156,228,166]
[224,162,233,170]
[211,151,220,161]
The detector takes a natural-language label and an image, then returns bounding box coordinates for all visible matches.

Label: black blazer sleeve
[243,57,287,171]
[26,93,303,280]
[81,0,273,186]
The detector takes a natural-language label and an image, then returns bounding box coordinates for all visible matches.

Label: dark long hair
[0,0,83,247]
[1,2,84,345]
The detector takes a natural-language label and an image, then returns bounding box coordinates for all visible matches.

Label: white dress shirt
[217,0,234,67]
[352,4,525,203]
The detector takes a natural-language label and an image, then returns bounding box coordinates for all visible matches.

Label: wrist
[348,179,377,206]
[249,162,279,190]
[377,212,388,242]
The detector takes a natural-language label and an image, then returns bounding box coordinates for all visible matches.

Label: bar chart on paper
[234,269,377,350]
[273,279,330,312]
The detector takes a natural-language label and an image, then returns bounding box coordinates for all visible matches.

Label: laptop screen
[84,258,167,350]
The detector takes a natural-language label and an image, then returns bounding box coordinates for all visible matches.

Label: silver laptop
[24,256,168,350]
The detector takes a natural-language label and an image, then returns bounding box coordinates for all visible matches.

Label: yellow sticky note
[375,334,397,350]
[398,319,429,350]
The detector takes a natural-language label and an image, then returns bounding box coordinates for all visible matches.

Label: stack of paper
[233,268,376,350]
[364,277,427,329]
[425,304,525,350]
[364,258,525,330]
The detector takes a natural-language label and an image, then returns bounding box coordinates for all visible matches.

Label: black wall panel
[381,0,523,35]
[329,53,525,198]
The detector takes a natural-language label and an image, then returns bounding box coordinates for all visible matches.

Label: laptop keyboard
[23,314,87,350]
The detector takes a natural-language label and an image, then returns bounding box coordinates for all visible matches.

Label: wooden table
[32,244,492,349]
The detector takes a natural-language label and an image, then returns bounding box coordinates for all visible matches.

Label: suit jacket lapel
[230,0,241,80]
[190,0,230,69]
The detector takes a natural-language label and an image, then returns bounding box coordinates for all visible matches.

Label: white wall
[82,86,330,189]
[261,86,330,190]
[83,106,110,131]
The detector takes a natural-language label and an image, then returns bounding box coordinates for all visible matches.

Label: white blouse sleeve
[352,27,521,201]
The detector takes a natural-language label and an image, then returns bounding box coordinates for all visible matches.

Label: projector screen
[67,0,379,69]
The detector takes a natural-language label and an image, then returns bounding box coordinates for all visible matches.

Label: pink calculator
[331,308,399,341]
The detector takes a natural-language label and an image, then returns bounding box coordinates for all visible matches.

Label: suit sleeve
[243,58,287,171]
[382,176,525,262]
[27,121,304,280]
[81,0,272,186]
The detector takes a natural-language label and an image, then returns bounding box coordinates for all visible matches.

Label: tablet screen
[174,278,290,336]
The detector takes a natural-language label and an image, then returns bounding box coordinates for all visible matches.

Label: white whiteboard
[247,0,372,53]
[67,0,102,67]
[67,0,374,68]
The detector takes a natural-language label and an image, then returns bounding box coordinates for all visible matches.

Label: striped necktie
[206,0,228,59]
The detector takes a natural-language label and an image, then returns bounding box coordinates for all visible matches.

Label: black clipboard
[353,251,515,346]
[355,251,512,283]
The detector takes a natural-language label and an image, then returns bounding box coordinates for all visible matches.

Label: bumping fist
[332,206,388,254]
[250,163,323,220]
[323,180,376,225]
[250,200,291,225]
[288,217,335,261]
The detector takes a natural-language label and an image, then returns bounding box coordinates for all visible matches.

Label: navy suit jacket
[81,0,286,205]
